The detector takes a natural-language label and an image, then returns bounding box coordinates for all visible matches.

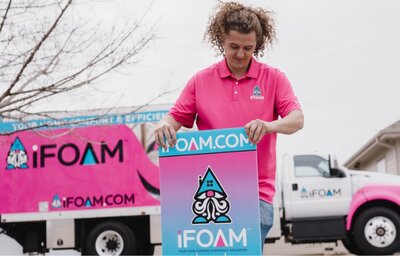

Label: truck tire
[353,207,400,255]
[85,221,137,256]
[341,236,363,255]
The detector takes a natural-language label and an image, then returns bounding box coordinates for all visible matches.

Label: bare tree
[0,0,157,125]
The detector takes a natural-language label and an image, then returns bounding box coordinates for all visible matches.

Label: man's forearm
[272,110,304,135]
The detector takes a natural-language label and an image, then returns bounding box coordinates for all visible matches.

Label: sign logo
[250,85,264,100]
[6,137,28,170]
[192,166,231,224]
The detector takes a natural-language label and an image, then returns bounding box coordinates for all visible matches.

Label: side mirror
[328,154,346,178]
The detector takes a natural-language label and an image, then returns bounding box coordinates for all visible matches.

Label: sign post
[159,128,261,255]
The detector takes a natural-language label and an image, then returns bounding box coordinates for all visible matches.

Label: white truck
[267,153,400,255]
[0,104,399,255]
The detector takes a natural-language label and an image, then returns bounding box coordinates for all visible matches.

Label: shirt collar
[218,57,260,79]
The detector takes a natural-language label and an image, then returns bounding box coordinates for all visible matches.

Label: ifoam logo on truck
[300,187,342,199]
[5,136,123,170]
[159,128,255,157]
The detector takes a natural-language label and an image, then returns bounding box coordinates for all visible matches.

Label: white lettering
[239,133,249,146]
[178,228,247,248]
[189,137,199,151]
[215,135,226,149]
[177,232,182,248]
[250,95,264,100]
[197,229,213,248]
[229,228,247,246]
[199,136,212,150]
[183,230,196,248]
[163,132,252,154]
[226,134,239,148]
[176,138,188,151]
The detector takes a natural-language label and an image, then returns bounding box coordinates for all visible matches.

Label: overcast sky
[69,0,400,164]
[2,0,400,252]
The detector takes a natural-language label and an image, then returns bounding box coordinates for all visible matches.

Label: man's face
[223,30,257,77]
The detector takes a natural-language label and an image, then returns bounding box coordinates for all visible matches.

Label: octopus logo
[192,166,231,224]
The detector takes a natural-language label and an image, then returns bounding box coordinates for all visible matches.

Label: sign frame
[159,128,262,255]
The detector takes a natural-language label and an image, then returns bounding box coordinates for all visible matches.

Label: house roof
[345,121,400,168]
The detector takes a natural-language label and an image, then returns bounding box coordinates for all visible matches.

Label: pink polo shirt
[170,57,301,204]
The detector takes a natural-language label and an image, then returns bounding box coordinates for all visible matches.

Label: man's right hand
[154,114,182,150]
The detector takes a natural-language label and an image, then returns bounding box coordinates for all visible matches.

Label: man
[154,1,304,250]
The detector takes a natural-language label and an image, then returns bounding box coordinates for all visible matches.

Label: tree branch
[0,0,72,103]
[0,28,77,107]
[0,1,160,125]
[0,0,12,35]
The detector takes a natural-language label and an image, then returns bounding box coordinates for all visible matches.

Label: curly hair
[205,1,276,58]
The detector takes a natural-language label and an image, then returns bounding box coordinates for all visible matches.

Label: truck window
[294,155,330,178]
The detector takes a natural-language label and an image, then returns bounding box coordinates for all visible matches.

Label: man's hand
[245,110,304,144]
[154,114,182,150]
[244,119,276,144]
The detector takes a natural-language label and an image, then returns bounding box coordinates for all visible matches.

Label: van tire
[353,207,400,255]
[85,221,137,255]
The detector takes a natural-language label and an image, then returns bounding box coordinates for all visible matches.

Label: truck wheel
[86,221,137,256]
[341,236,363,255]
[353,207,400,255]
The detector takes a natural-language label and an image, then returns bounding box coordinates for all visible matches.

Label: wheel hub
[376,227,385,236]
[95,230,124,255]
[106,238,119,251]
[364,216,396,248]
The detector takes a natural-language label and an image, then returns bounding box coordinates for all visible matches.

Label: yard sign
[159,128,261,255]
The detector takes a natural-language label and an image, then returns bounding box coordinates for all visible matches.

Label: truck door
[283,155,352,220]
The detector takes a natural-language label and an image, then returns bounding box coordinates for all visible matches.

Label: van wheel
[86,221,137,255]
[353,207,400,255]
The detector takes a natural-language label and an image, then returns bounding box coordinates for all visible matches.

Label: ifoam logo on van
[5,137,123,170]
[6,137,29,170]
[51,193,135,209]
[159,128,255,157]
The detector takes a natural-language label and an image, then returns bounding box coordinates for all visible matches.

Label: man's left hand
[244,119,276,144]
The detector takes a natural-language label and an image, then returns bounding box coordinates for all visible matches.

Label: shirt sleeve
[275,71,302,118]
[169,76,197,128]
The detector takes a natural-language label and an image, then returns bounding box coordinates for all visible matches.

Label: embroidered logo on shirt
[250,85,264,100]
